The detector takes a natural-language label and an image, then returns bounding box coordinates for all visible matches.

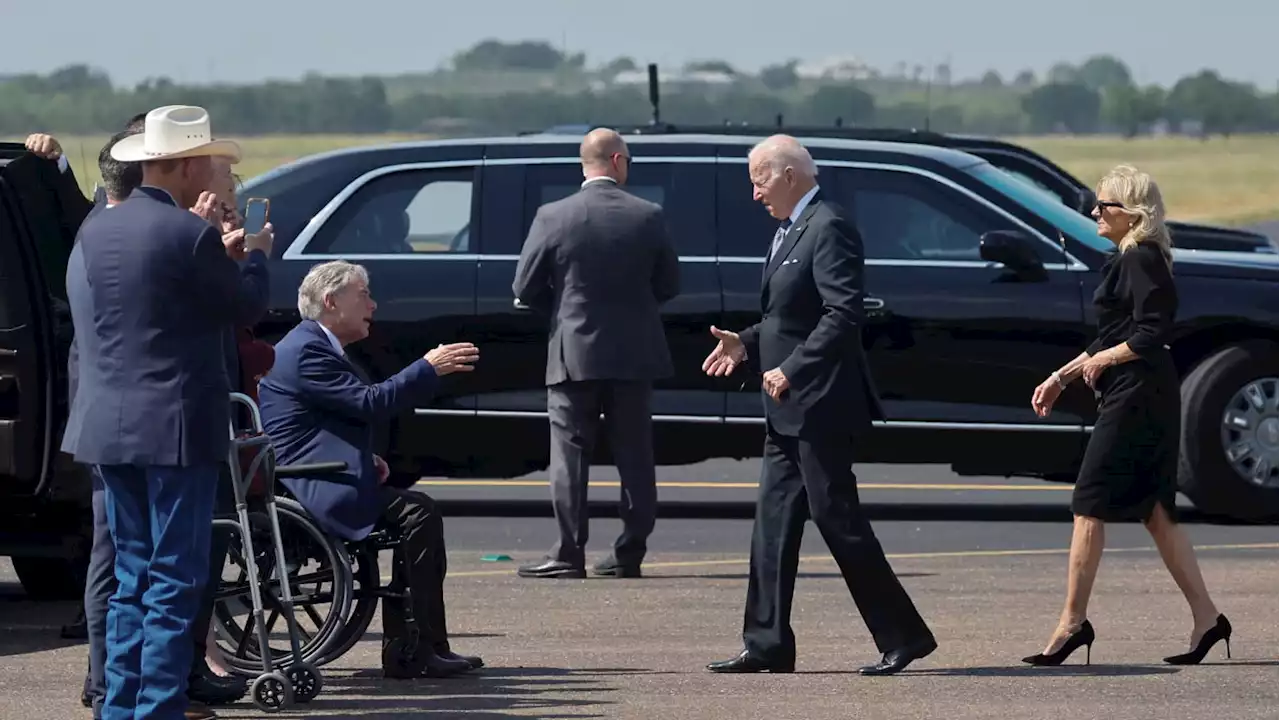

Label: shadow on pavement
[652,571,936,581]
[904,664,1181,677]
[275,666,631,719]
[0,582,82,658]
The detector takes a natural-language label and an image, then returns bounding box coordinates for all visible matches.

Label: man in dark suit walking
[701,135,936,676]
[511,128,680,580]
[62,105,270,720]
[257,260,482,679]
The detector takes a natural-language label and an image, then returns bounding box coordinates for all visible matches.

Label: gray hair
[297,260,369,320]
[749,134,818,179]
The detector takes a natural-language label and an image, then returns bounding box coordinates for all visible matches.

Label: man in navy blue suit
[257,260,482,679]
[63,105,271,720]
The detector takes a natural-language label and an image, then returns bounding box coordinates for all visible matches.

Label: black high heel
[1163,614,1232,665]
[1022,620,1095,666]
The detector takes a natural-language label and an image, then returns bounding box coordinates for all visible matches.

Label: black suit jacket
[738,192,884,438]
[511,179,681,385]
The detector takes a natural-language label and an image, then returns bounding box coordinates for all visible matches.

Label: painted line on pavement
[418,479,1071,492]
[447,542,1278,578]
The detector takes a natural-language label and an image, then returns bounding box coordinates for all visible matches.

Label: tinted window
[969,162,1111,253]
[521,162,715,256]
[838,168,1008,262]
[302,167,476,255]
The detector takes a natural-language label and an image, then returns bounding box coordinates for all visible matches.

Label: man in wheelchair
[256,260,483,679]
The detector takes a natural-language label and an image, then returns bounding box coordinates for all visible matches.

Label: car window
[302,168,476,256]
[969,162,1112,253]
[837,168,993,262]
[520,162,715,256]
[999,167,1067,203]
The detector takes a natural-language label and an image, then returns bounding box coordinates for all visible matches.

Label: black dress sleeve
[1120,244,1176,358]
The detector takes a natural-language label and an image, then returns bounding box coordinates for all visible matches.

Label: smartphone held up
[243,197,270,235]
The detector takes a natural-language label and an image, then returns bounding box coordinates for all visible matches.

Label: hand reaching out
[701,326,746,377]
[425,342,480,375]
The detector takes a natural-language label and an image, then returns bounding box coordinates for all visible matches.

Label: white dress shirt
[317,322,345,356]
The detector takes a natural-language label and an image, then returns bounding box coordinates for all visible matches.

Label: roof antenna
[835,116,844,128]
[647,63,661,126]
[923,66,933,132]
[775,113,783,128]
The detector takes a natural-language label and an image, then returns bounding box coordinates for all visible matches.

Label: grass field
[16,132,1278,227]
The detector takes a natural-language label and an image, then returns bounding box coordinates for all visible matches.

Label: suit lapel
[300,320,362,376]
[762,195,822,286]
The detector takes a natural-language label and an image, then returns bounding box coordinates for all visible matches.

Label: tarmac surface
[0,499,1275,719]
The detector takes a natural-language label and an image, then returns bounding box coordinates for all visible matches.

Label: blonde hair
[1095,164,1173,266]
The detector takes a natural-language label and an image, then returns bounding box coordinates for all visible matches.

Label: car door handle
[863,297,885,310]
[513,298,531,311]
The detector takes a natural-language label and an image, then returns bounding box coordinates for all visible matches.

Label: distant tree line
[2,42,1275,137]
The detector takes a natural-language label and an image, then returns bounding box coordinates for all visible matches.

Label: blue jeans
[98,463,217,720]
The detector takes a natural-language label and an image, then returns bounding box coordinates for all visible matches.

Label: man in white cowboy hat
[63,104,271,720]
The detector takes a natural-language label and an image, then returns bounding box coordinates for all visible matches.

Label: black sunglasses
[1094,200,1125,211]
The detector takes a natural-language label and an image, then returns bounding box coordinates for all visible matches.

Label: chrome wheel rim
[1219,377,1279,489]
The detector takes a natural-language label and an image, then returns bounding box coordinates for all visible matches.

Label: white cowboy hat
[110,105,242,164]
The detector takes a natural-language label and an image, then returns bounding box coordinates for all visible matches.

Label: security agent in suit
[257,260,483,679]
[702,135,936,677]
[511,128,681,579]
[62,105,270,720]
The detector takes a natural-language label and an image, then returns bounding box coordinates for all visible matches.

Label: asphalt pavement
[0,506,1275,719]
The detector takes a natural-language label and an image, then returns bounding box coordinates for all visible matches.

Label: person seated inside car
[255,260,484,679]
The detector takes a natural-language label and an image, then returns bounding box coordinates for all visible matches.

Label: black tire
[1178,341,1279,521]
[11,553,88,601]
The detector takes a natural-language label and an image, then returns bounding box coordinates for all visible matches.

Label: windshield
[967,162,1112,253]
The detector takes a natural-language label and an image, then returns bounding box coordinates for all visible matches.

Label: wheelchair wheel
[250,671,293,713]
[312,540,381,666]
[212,497,354,673]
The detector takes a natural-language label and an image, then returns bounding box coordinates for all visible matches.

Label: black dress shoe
[436,647,484,669]
[707,649,795,673]
[516,558,586,579]
[383,645,474,679]
[186,666,248,706]
[859,638,938,676]
[592,556,642,578]
[419,652,475,678]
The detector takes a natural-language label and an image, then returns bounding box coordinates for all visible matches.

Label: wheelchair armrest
[275,462,349,478]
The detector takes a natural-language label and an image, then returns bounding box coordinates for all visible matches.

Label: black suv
[538,122,1276,255]
[230,132,1277,522]
[2,133,1276,596]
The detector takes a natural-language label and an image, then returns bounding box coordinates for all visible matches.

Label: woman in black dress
[1022,165,1231,667]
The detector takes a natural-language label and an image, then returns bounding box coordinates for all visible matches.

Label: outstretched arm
[296,344,437,423]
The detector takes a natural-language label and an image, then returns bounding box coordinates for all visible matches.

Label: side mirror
[1074,188,1097,217]
[980,230,1046,281]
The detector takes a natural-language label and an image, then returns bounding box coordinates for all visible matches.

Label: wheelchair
[210,394,423,694]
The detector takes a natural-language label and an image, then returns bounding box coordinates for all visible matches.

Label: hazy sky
[5,0,1276,88]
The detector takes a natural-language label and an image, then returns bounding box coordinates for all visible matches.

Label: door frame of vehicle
[0,168,59,498]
